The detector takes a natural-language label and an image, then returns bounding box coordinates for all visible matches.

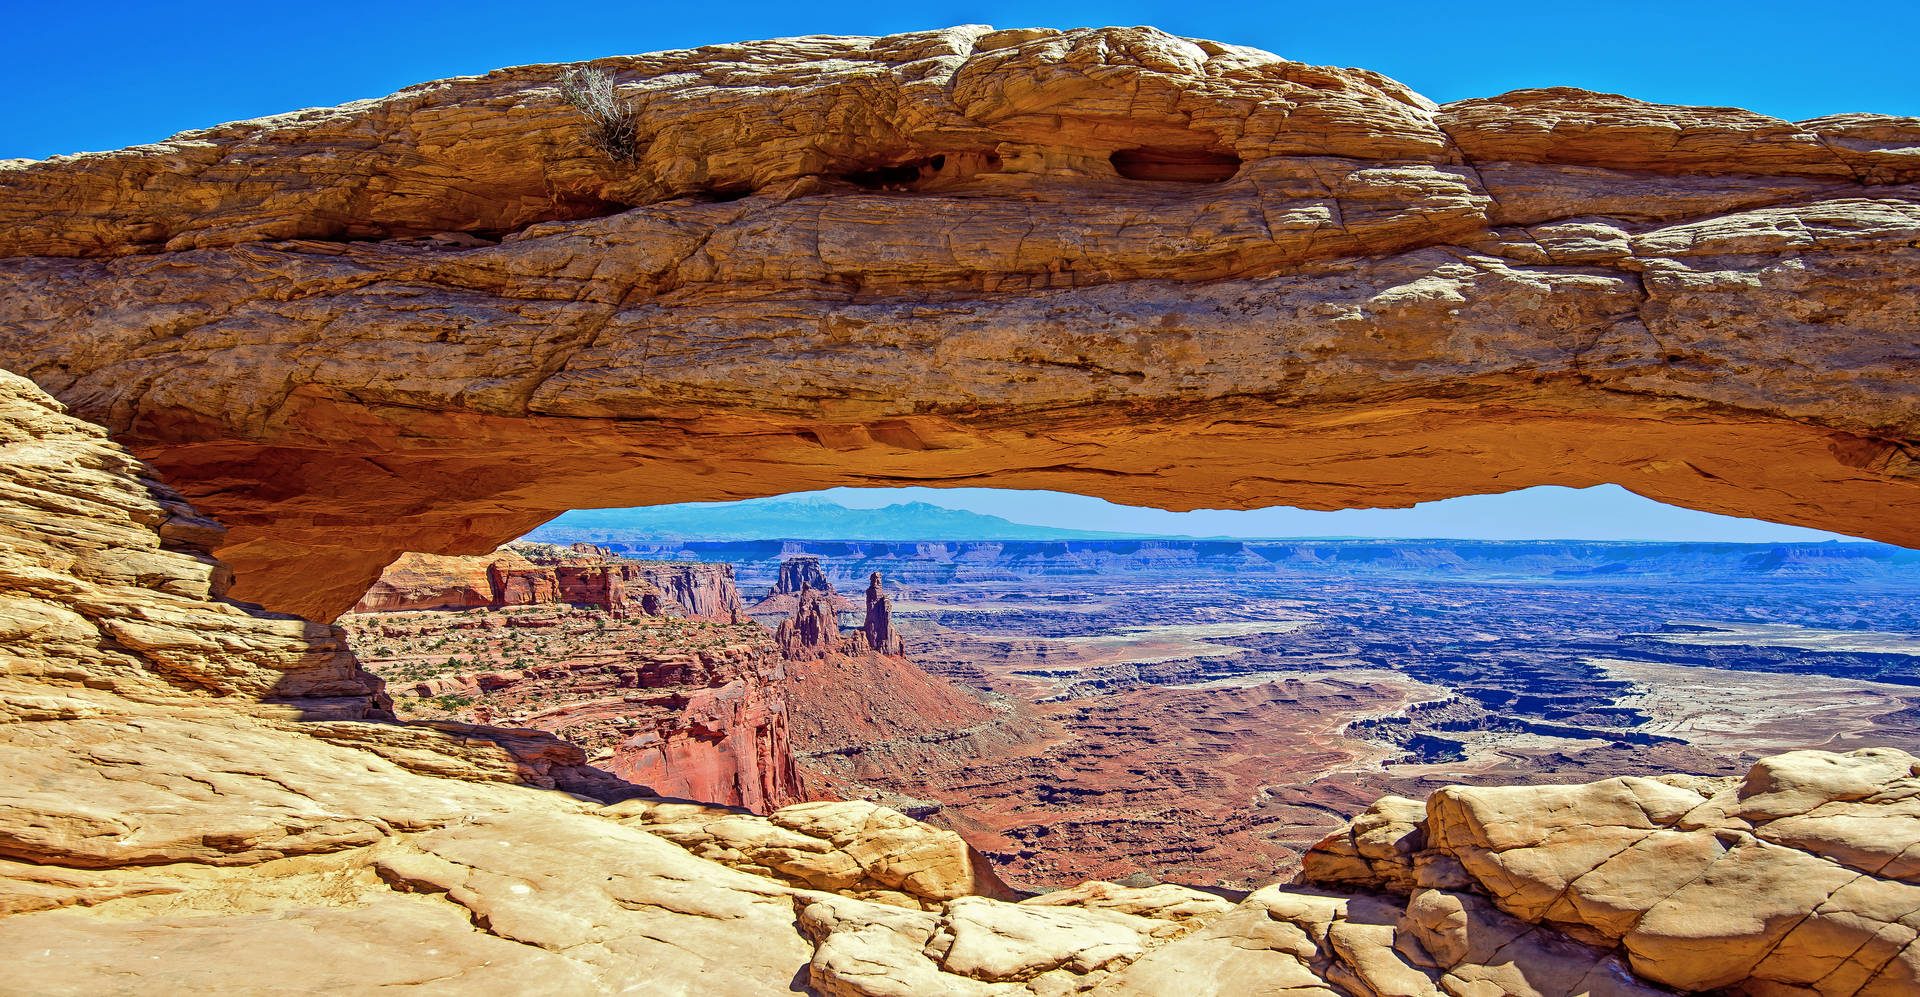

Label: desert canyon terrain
[4,23,1920,996]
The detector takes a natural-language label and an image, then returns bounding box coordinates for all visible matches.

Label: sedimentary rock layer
[344,547,986,811]
[345,604,808,812]
[352,541,745,619]
[752,555,858,618]
[1304,747,1920,994]
[1,25,1914,619]
[7,368,1920,994]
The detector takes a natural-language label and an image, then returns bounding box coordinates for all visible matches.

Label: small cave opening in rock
[844,157,942,189]
[694,185,754,203]
[1109,146,1242,182]
[836,150,1003,191]
[332,481,1917,895]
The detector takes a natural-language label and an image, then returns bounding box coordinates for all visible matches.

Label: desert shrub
[559,66,640,162]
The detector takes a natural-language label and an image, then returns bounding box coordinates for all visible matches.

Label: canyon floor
[545,539,1920,892]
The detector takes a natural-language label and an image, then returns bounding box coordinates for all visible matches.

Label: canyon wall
[0,25,1915,619]
[345,604,808,812]
[346,543,799,811]
[346,553,966,812]
[353,542,744,620]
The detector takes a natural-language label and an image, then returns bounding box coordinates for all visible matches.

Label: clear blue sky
[1,3,1892,542]
[5,1,1917,159]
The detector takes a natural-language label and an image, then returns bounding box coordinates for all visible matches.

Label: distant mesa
[352,541,744,621]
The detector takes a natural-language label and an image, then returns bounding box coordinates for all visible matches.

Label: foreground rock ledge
[2,24,1917,619]
[3,366,1917,993]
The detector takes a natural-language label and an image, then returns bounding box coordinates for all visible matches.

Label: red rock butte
[1,24,1916,624]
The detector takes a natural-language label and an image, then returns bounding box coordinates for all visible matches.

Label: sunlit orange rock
[0,26,1913,620]
[352,542,745,619]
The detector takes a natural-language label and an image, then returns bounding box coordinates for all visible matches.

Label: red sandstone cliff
[354,542,745,621]
[344,605,808,812]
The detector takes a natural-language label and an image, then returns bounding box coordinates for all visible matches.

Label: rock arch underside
[5,24,1920,997]
[4,26,1919,620]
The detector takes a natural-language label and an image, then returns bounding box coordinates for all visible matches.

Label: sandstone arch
[1,25,1915,620]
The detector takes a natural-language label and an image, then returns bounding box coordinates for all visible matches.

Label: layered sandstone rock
[0,392,1903,990]
[6,22,1920,997]
[21,316,1920,995]
[0,26,1914,619]
[777,583,847,660]
[0,368,383,720]
[1303,747,1920,994]
[863,572,906,656]
[754,555,859,618]
[608,797,1018,908]
[353,542,744,620]
[344,541,991,813]
[345,544,795,810]
[776,573,911,660]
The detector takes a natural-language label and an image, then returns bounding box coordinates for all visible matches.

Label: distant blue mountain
[525,495,1157,542]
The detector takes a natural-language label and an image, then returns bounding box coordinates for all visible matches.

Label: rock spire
[862,572,905,656]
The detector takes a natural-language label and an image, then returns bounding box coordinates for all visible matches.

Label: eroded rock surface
[752,555,859,619]
[354,542,745,619]
[6,24,1920,996]
[1304,746,1920,994]
[863,572,906,655]
[5,366,1918,993]
[1,25,1914,619]
[608,797,1017,908]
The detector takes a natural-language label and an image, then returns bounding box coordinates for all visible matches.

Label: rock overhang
[0,24,1914,620]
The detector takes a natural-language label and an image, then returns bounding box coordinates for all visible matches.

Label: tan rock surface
[7,24,1920,997]
[0,368,1743,997]
[1304,746,1920,995]
[609,797,1016,907]
[0,26,1914,619]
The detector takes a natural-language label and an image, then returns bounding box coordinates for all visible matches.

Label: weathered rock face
[862,572,906,656]
[6,369,1919,993]
[344,544,996,813]
[777,583,848,660]
[0,368,385,721]
[1,25,1914,620]
[344,604,809,812]
[609,797,1019,909]
[1303,747,1920,994]
[753,555,859,619]
[353,542,744,620]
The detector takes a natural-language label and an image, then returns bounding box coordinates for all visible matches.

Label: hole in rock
[337,482,1915,896]
[842,155,946,190]
[838,150,1001,191]
[1109,146,1242,182]
[695,186,754,203]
